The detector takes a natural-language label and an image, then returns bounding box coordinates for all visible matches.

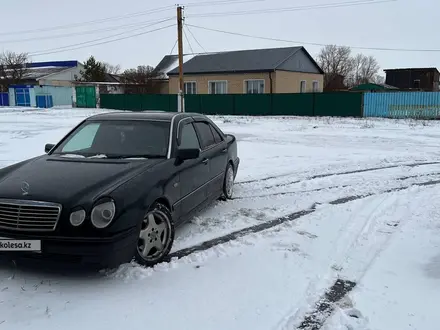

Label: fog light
[70,209,86,227]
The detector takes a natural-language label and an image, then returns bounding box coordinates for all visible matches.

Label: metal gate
[15,88,31,106]
[75,86,96,108]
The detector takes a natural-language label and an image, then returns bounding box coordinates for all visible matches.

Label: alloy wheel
[137,209,171,261]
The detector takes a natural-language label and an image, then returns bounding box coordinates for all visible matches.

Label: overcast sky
[0,0,437,74]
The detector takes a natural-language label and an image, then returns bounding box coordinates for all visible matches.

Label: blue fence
[364,92,440,119]
[34,86,72,106]
[0,93,8,106]
[36,95,53,108]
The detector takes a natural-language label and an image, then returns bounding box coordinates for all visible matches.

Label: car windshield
[51,120,170,159]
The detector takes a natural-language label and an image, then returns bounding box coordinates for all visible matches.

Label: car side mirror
[45,143,55,153]
[176,148,200,161]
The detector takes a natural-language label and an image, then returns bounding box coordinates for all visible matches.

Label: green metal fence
[314,92,363,117]
[99,92,363,117]
[100,94,177,112]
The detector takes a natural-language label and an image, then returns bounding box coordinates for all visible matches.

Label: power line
[0,17,174,44]
[185,24,440,53]
[170,39,178,55]
[185,25,208,54]
[184,0,266,7]
[30,24,175,57]
[186,0,396,18]
[29,18,174,56]
[183,27,195,55]
[0,5,175,36]
[1,0,266,37]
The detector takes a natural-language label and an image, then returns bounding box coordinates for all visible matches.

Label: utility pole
[177,5,185,112]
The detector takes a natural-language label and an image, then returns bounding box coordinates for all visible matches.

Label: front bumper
[0,226,138,268]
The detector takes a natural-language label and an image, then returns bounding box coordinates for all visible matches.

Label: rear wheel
[221,163,235,200]
[134,202,175,267]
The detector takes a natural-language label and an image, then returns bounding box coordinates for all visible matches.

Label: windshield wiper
[106,154,165,159]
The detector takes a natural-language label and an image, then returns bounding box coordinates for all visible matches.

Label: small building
[349,82,398,92]
[384,67,440,91]
[7,61,84,107]
[166,46,324,94]
[21,60,84,87]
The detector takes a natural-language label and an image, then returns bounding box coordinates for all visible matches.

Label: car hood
[0,155,162,204]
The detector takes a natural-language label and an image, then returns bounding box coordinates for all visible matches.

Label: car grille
[0,199,62,232]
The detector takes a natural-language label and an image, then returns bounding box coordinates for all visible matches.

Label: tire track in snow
[232,184,350,200]
[295,279,357,330]
[293,190,427,330]
[234,171,440,200]
[166,178,440,262]
[236,161,440,189]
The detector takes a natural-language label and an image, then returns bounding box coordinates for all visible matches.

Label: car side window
[194,122,216,149]
[180,123,201,149]
[209,124,223,144]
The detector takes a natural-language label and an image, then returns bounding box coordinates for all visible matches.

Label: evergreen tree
[77,56,107,82]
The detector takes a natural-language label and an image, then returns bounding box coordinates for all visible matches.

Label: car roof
[86,111,207,122]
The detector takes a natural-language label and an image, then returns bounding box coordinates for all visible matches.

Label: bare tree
[121,65,162,94]
[103,62,121,75]
[316,45,382,89]
[0,51,30,91]
[346,54,380,87]
[317,45,353,88]
[371,74,385,84]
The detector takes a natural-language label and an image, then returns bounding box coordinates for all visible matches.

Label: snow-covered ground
[0,107,439,330]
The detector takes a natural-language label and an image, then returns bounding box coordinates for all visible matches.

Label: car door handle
[221,148,227,153]
[202,158,209,165]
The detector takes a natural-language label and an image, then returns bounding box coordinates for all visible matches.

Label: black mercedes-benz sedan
[0,111,239,269]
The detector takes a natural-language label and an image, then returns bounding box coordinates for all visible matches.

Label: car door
[193,120,229,198]
[177,121,210,217]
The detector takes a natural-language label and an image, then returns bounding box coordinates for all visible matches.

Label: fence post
[360,92,365,117]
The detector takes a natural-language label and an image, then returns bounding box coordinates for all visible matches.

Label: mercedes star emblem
[21,181,30,196]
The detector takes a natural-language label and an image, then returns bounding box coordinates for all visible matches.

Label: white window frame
[312,80,319,92]
[300,80,307,93]
[243,79,265,94]
[208,80,228,94]
[184,81,197,94]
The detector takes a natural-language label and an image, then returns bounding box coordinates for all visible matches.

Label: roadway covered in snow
[0,108,438,330]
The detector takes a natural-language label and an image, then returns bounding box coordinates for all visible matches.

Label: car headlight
[70,209,86,227]
[91,199,116,229]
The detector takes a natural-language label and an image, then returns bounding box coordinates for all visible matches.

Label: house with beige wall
[167,46,324,95]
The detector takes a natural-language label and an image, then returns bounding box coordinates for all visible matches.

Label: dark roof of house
[105,73,122,82]
[167,46,323,75]
[23,67,70,80]
[154,54,193,78]
[384,67,439,73]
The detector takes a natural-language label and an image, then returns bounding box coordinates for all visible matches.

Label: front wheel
[134,202,175,267]
[221,163,235,200]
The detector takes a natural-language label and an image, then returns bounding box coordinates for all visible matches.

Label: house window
[184,81,197,94]
[300,80,306,93]
[244,80,265,94]
[208,81,228,94]
[312,81,319,92]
